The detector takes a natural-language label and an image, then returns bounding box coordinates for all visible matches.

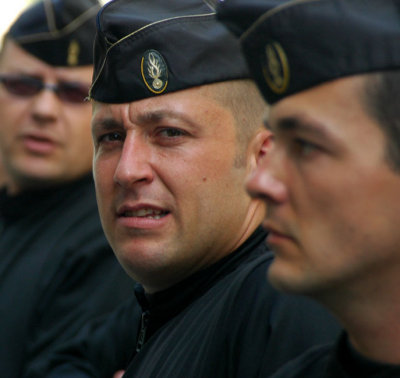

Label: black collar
[134,226,268,319]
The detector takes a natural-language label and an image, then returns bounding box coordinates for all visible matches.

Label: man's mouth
[22,134,57,154]
[121,208,169,219]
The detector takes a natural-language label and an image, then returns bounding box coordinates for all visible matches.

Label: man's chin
[267,262,310,295]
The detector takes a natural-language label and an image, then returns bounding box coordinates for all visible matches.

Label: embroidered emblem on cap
[141,50,169,94]
[67,40,80,66]
[262,41,289,94]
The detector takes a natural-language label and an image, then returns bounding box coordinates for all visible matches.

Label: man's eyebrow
[92,117,123,132]
[135,110,170,124]
[266,115,333,140]
[132,109,199,129]
[92,109,199,133]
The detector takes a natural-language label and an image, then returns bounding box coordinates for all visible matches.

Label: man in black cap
[217,0,400,376]
[0,1,133,376]
[36,0,340,377]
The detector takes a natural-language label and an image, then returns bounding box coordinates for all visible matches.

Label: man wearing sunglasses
[0,1,132,377]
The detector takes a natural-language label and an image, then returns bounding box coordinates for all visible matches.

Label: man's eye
[98,132,123,143]
[294,139,319,157]
[158,128,185,137]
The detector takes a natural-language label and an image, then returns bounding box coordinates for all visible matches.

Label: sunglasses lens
[0,75,90,104]
[1,76,42,97]
[57,82,90,103]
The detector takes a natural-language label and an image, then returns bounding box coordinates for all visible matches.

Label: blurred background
[0,0,37,43]
[0,0,111,46]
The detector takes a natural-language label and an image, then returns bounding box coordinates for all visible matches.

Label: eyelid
[292,137,321,156]
[156,126,187,136]
[97,131,124,144]
[295,137,317,148]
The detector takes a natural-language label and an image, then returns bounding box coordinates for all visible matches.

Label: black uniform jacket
[270,332,400,378]
[0,175,133,377]
[40,227,341,378]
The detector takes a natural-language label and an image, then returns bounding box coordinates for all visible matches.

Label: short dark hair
[205,79,266,168]
[363,71,400,172]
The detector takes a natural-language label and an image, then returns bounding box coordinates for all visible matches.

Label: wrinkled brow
[128,108,200,131]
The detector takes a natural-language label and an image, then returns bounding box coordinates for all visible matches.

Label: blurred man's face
[246,75,400,299]
[0,40,93,194]
[92,85,260,292]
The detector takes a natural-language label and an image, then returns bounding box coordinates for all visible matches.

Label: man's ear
[248,129,273,172]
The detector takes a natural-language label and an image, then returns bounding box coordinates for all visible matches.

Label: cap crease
[13,5,100,43]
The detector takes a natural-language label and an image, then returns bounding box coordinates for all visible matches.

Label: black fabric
[7,0,101,66]
[214,0,282,37]
[89,0,249,103]
[270,332,400,378]
[38,228,341,378]
[0,174,134,378]
[217,0,400,104]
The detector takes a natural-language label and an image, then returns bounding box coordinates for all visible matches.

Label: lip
[116,203,171,230]
[20,133,58,155]
[263,221,295,245]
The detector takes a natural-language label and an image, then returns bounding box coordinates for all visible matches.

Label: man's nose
[113,134,154,187]
[246,150,288,204]
[31,88,62,118]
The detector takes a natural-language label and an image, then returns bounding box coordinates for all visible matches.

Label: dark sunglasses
[0,74,90,104]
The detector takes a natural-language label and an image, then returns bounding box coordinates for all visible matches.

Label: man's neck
[320,270,400,365]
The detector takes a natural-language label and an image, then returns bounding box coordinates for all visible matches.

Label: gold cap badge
[262,41,290,95]
[141,50,169,94]
[67,40,80,66]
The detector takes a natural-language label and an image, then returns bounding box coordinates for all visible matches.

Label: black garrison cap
[217,0,400,104]
[7,0,101,67]
[89,0,249,103]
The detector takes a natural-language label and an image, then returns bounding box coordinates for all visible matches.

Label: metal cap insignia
[262,41,290,95]
[67,40,80,66]
[141,50,169,94]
